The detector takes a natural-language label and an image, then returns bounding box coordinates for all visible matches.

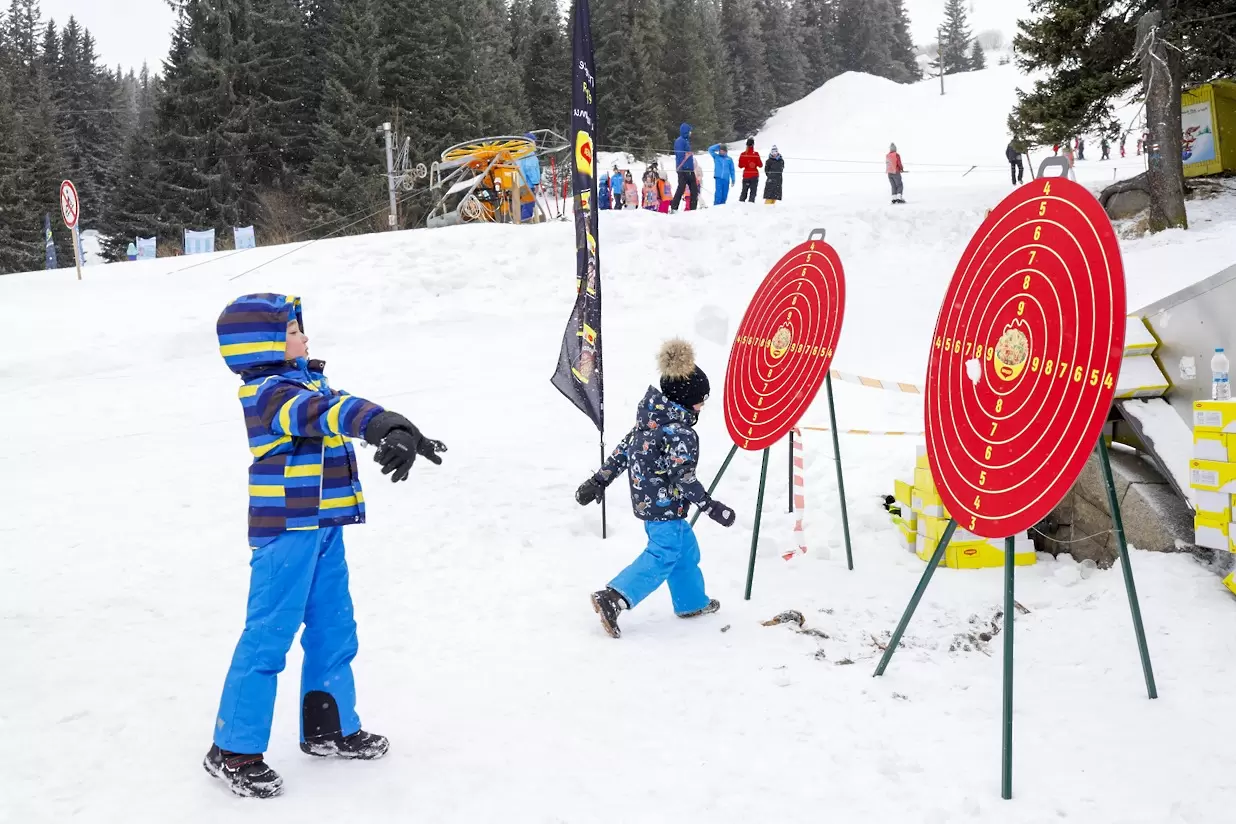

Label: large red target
[926,177,1125,539]
[725,237,845,452]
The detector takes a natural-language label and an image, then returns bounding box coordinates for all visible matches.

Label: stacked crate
[891,446,1036,568]
[1188,401,1236,565]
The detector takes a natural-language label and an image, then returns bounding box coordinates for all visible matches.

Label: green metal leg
[1001,535,1015,800]
[825,372,854,570]
[873,520,957,676]
[744,448,771,601]
[690,443,740,527]
[1097,437,1159,699]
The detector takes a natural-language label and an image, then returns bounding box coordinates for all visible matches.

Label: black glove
[704,499,736,528]
[576,478,604,506]
[364,411,447,483]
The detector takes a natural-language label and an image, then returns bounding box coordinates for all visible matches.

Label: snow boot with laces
[590,587,627,639]
[203,744,284,799]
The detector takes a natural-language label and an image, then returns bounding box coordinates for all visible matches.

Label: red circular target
[926,177,1125,539]
[725,237,845,452]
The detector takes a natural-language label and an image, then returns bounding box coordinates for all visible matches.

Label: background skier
[738,138,763,203]
[886,142,905,203]
[708,144,736,205]
[671,123,700,212]
[763,146,784,204]
[575,339,735,639]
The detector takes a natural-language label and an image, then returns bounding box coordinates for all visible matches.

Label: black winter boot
[203,744,284,798]
[300,690,389,759]
[678,599,721,619]
[590,588,627,639]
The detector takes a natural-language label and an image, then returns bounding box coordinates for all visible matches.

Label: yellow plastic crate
[1194,515,1230,551]
[1189,459,1236,493]
[1124,316,1158,356]
[1194,490,1234,523]
[1193,431,1236,463]
[913,465,936,493]
[918,513,981,544]
[915,446,929,469]
[916,538,1036,568]
[894,478,914,509]
[1193,400,1236,434]
[1224,572,1236,596]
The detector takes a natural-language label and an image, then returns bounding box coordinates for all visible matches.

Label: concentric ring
[925,177,1126,539]
[724,239,846,451]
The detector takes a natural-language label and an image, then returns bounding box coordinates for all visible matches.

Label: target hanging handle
[808,228,827,242]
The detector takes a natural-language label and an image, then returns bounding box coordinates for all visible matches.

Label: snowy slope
[3,65,1236,823]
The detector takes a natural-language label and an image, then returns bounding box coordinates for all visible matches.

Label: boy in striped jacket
[205,293,445,798]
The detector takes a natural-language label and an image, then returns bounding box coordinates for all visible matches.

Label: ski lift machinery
[425,130,569,228]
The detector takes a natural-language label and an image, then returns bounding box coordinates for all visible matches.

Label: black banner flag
[550,0,603,433]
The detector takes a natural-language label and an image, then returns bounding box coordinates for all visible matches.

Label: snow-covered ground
[3,64,1236,822]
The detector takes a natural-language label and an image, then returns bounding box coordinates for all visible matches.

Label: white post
[71,225,83,280]
[383,122,398,230]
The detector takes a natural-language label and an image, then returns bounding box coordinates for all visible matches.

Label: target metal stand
[872,176,1157,800]
[690,230,852,600]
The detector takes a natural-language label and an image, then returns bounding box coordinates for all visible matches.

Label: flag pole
[600,433,608,539]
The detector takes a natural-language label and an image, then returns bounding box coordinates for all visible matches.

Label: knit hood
[217,293,304,375]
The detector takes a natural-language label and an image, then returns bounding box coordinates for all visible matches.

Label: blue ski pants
[213,527,360,754]
[609,519,710,615]
[714,178,730,205]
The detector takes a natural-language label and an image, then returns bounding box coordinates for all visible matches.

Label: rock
[1106,189,1152,220]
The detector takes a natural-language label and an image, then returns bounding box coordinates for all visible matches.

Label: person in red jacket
[886,142,905,204]
[737,138,763,203]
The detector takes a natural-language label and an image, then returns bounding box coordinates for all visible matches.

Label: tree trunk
[1137,10,1187,232]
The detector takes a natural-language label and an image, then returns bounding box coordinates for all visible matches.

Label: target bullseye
[926,176,1126,539]
[725,238,846,452]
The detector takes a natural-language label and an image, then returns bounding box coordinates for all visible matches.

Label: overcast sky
[41,0,176,74]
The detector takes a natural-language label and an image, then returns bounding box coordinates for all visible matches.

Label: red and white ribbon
[786,427,807,561]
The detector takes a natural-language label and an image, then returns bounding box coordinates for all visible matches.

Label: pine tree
[102,64,162,260]
[246,0,311,188]
[661,0,719,147]
[969,39,985,70]
[472,0,530,134]
[721,0,771,137]
[0,65,28,273]
[835,0,894,78]
[889,0,920,82]
[517,0,569,134]
[591,0,651,151]
[699,0,733,143]
[757,0,807,109]
[305,0,384,233]
[938,0,973,75]
[796,0,840,91]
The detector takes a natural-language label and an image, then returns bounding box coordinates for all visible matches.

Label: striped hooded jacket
[217,294,384,548]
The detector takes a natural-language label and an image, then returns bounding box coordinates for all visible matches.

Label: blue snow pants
[213,527,360,754]
[608,519,710,615]
[714,178,730,205]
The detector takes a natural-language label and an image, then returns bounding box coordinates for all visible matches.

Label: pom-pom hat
[658,339,710,408]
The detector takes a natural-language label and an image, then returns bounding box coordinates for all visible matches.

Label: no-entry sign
[60,180,79,230]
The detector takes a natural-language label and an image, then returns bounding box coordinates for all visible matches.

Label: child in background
[206,294,445,799]
[657,172,672,214]
[623,171,639,212]
[575,340,735,639]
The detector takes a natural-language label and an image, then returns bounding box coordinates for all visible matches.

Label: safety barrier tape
[797,426,926,437]
[828,369,923,394]
[786,427,807,561]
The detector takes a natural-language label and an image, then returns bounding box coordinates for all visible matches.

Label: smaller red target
[725,238,846,452]
[925,177,1126,539]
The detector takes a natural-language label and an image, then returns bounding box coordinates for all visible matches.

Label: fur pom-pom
[658,338,697,380]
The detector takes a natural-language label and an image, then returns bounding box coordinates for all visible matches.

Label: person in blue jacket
[518,133,542,222]
[670,123,700,212]
[598,169,612,210]
[708,144,736,205]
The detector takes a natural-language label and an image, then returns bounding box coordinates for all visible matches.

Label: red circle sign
[60,180,79,230]
[926,177,1126,539]
[725,238,846,451]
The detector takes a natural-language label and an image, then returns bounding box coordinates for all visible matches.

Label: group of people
[596,124,786,213]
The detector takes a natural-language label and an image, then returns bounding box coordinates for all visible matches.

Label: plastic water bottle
[1212,348,1230,400]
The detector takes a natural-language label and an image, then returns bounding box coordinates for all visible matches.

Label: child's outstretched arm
[254,379,383,441]
[575,427,635,506]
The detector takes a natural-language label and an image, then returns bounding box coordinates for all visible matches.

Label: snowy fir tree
[969,39,986,71]
[513,0,570,135]
[890,0,921,82]
[795,0,840,91]
[757,0,808,110]
[721,0,772,138]
[937,0,973,75]
[835,0,895,78]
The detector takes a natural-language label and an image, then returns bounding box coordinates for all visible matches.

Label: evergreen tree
[835,0,894,78]
[518,0,569,134]
[102,64,162,260]
[0,64,28,273]
[969,39,986,70]
[472,0,529,134]
[721,0,771,137]
[938,0,973,75]
[796,0,840,91]
[757,0,807,109]
[661,0,719,147]
[246,0,311,188]
[591,0,654,150]
[305,0,384,232]
[890,0,920,82]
